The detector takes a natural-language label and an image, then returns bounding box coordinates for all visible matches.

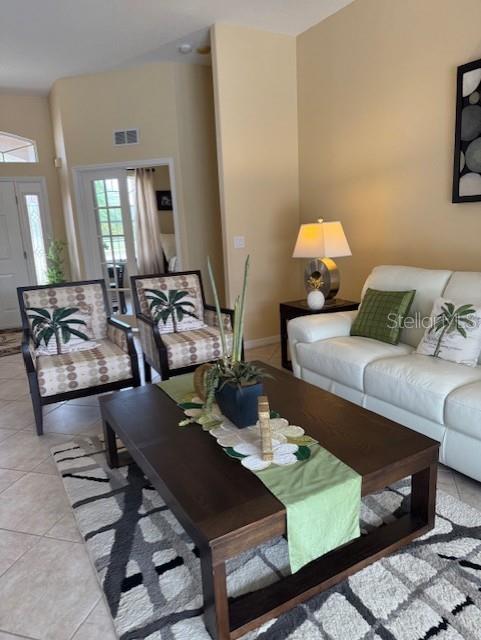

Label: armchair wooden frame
[17,279,140,436]
[131,270,237,381]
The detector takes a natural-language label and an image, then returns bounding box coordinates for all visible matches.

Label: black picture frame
[452,57,481,203]
[156,190,172,210]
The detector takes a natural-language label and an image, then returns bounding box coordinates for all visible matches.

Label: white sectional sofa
[288,266,481,482]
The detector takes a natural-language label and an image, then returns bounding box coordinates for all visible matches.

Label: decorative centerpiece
[196,256,271,429]
[306,274,326,310]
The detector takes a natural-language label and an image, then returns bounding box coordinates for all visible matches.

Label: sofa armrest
[288,310,358,377]
[288,310,357,344]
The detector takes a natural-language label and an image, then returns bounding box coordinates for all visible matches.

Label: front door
[0,181,30,329]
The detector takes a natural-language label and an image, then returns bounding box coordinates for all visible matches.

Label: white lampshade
[292,221,351,259]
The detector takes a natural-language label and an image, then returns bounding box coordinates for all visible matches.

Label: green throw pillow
[350,288,416,345]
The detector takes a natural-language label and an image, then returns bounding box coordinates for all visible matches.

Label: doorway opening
[75,159,181,319]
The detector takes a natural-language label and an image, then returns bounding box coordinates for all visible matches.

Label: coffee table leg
[200,548,230,640]
[103,419,119,469]
[411,462,437,527]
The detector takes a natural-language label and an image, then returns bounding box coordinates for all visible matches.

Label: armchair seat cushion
[37,339,132,397]
[162,327,233,370]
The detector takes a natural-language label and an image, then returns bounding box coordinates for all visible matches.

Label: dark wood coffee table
[99,362,439,640]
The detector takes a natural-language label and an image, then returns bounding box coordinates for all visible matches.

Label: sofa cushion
[296,336,413,392]
[442,271,481,303]
[36,339,132,397]
[445,381,481,439]
[361,266,452,348]
[350,288,415,345]
[364,354,481,423]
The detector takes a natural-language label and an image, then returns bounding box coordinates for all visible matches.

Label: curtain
[134,168,164,274]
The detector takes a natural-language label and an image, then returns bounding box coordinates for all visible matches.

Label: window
[92,178,128,264]
[0,132,37,163]
[24,194,48,284]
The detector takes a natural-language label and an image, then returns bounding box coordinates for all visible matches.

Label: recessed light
[178,43,193,54]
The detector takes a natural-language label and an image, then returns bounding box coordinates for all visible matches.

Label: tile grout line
[0,629,38,640]
[0,533,43,582]
[66,594,104,640]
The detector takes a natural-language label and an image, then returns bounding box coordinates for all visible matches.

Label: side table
[280,298,359,370]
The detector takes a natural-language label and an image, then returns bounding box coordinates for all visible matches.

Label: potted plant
[306,273,325,310]
[200,255,271,428]
[46,240,67,284]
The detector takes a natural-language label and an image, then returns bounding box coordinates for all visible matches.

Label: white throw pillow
[144,286,206,334]
[416,297,481,367]
[27,306,97,356]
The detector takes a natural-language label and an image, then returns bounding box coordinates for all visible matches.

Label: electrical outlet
[233,236,245,249]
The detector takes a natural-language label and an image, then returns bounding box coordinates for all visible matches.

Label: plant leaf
[179,418,195,427]
[62,318,87,326]
[42,327,55,347]
[53,307,79,322]
[67,328,90,341]
[61,325,71,343]
[27,307,51,320]
[170,289,189,303]
[224,447,247,459]
[178,402,204,410]
[288,435,318,446]
[295,446,311,461]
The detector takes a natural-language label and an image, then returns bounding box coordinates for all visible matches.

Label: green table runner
[158,375,361,573]
[257,444,360,572]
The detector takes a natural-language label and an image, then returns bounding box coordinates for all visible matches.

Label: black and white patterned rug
[52,437,481,640]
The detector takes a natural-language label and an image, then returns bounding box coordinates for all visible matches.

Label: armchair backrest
[131,271,206,320]
[18,280,109,340]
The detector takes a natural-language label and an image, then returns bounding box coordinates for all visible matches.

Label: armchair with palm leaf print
[17,280,140,435]
[131,271,236,381]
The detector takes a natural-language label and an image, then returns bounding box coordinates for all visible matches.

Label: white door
[80,169,137,313]
[0,182,30,328]
[0,179,51,329]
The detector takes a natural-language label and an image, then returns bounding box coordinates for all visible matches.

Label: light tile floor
[0,343,479,639]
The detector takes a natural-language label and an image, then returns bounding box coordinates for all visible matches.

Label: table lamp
[293,219,351,305]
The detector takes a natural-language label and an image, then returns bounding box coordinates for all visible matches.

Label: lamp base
[304,258,340,300]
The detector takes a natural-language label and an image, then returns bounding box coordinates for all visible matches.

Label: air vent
[113,128,139,146]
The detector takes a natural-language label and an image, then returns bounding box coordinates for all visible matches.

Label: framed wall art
[156,190,173,211]
[453,57,481,202]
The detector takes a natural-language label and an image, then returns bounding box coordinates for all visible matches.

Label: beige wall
[0,94,65,243]
[212,24,302,341]
[298,0,481,302]
[49,62,224,298]
[174,63,225,303]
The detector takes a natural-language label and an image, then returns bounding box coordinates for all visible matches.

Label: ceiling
[0,0,353,93]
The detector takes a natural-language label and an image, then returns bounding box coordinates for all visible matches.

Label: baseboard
[245,335,280,349]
